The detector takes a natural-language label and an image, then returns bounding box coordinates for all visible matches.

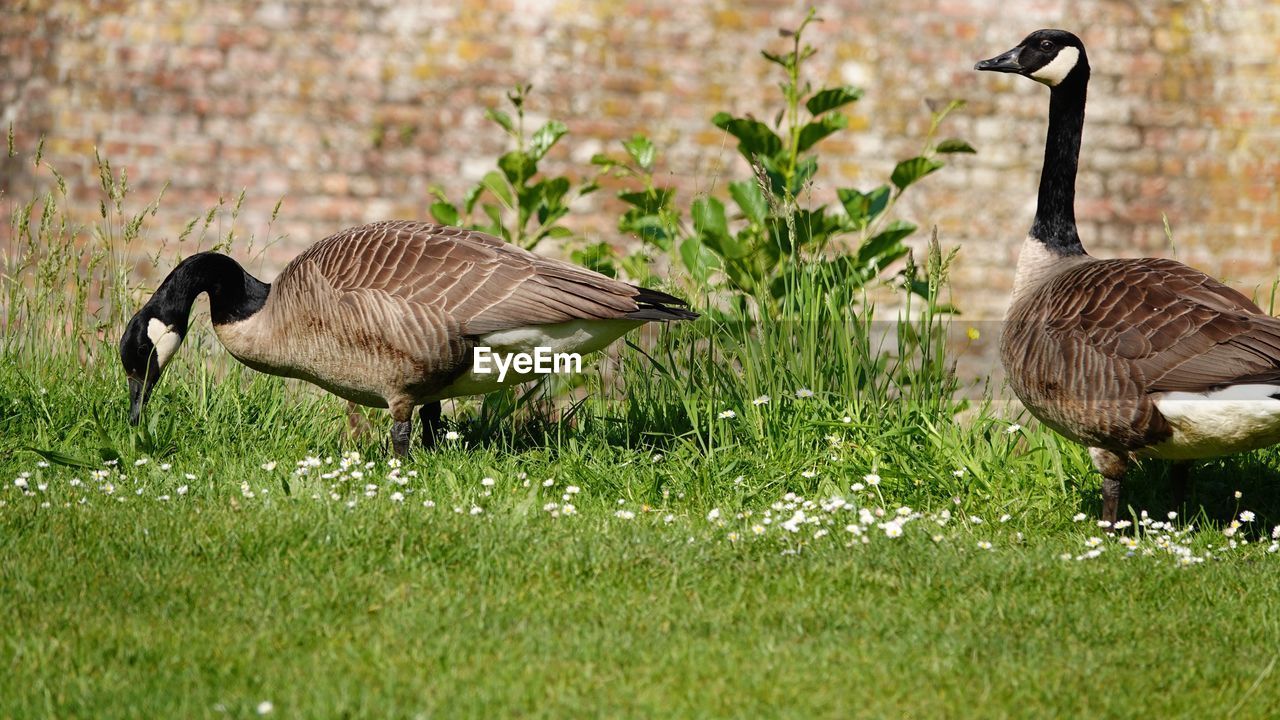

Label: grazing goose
[119,220,697,454]
[976,30,1280,522]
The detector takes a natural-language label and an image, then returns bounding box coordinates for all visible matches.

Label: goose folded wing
[295,221,691,336]
[1045,259,1280,394]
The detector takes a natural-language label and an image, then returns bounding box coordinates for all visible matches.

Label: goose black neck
[1030,69,1089,255]
[150,252,270,328]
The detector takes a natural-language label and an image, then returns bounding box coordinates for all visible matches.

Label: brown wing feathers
[1044,259,1280,394]
[280,221,695,334]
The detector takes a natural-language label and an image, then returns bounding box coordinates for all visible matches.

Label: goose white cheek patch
[146,318,183,369]
[1030,46,1080,87]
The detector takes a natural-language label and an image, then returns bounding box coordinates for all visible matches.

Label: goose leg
[389,400,414,457]
[391,421,412,457]
[419,401,443,449]
[1089,447,1128,525]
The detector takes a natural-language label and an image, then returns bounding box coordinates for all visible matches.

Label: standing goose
[119,220,697,454]
[976,30,1280,522]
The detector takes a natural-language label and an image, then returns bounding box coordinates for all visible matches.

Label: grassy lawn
[5,354,1280,718]
[6,485,1280,718]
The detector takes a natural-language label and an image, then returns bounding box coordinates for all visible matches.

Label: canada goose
[977,30,1280,523]
[119,220,697,454]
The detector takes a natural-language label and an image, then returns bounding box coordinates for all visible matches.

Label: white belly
[431,318,642,400]
[1143,384,1280,460]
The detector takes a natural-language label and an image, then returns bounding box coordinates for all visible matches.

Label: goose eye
[1039,40,1054,51]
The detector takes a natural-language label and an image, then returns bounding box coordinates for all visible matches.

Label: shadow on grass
[1104,452,1280,531]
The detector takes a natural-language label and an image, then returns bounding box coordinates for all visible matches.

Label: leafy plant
[597,9,975,314]
[428,85,599,251]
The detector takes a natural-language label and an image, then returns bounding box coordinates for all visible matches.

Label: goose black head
[119,303,188,426]
[975,29,1088,88]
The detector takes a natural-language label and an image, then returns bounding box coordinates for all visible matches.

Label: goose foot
[1089,447,1128,525]
[420,401,443,450]
[391,420,412,457]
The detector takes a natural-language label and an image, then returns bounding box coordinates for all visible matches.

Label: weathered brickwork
[3,1,1279,347]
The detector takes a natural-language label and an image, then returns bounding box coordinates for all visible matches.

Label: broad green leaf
[836,185,892,229]
[724,260,762,294]
[483,169,515,208]
[497,152,535,186]
[935,138,976,154]
[484,108,515,134]
[540,176,571,209]
[796,113,848,153]
[891,156,944,191]
[619,211,676,249]
[536,204,568,227]
[858,220,916,266]
[618,188,673,214]
[529,120,568,161]
[712,112,784,160]
[430,201,459,226]
[622,135,656,170]
[463,184,485,214]
[699,228,750,261]
[571,242,618,278]
[805,86,863,116]
[692,196,728,239]
[481,203,506,239]
[728,180,768,225]
[590,153,620,168]
[679,235,719,281]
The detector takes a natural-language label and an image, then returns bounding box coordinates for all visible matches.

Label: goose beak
[975,47,1024,73]
[128,376,147,426]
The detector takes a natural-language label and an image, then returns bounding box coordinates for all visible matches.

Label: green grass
[6,149,1280,718]
[4,479,1280,718]
[6,339,1280,718]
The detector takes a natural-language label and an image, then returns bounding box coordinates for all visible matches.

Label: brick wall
[4,0,1280,347]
